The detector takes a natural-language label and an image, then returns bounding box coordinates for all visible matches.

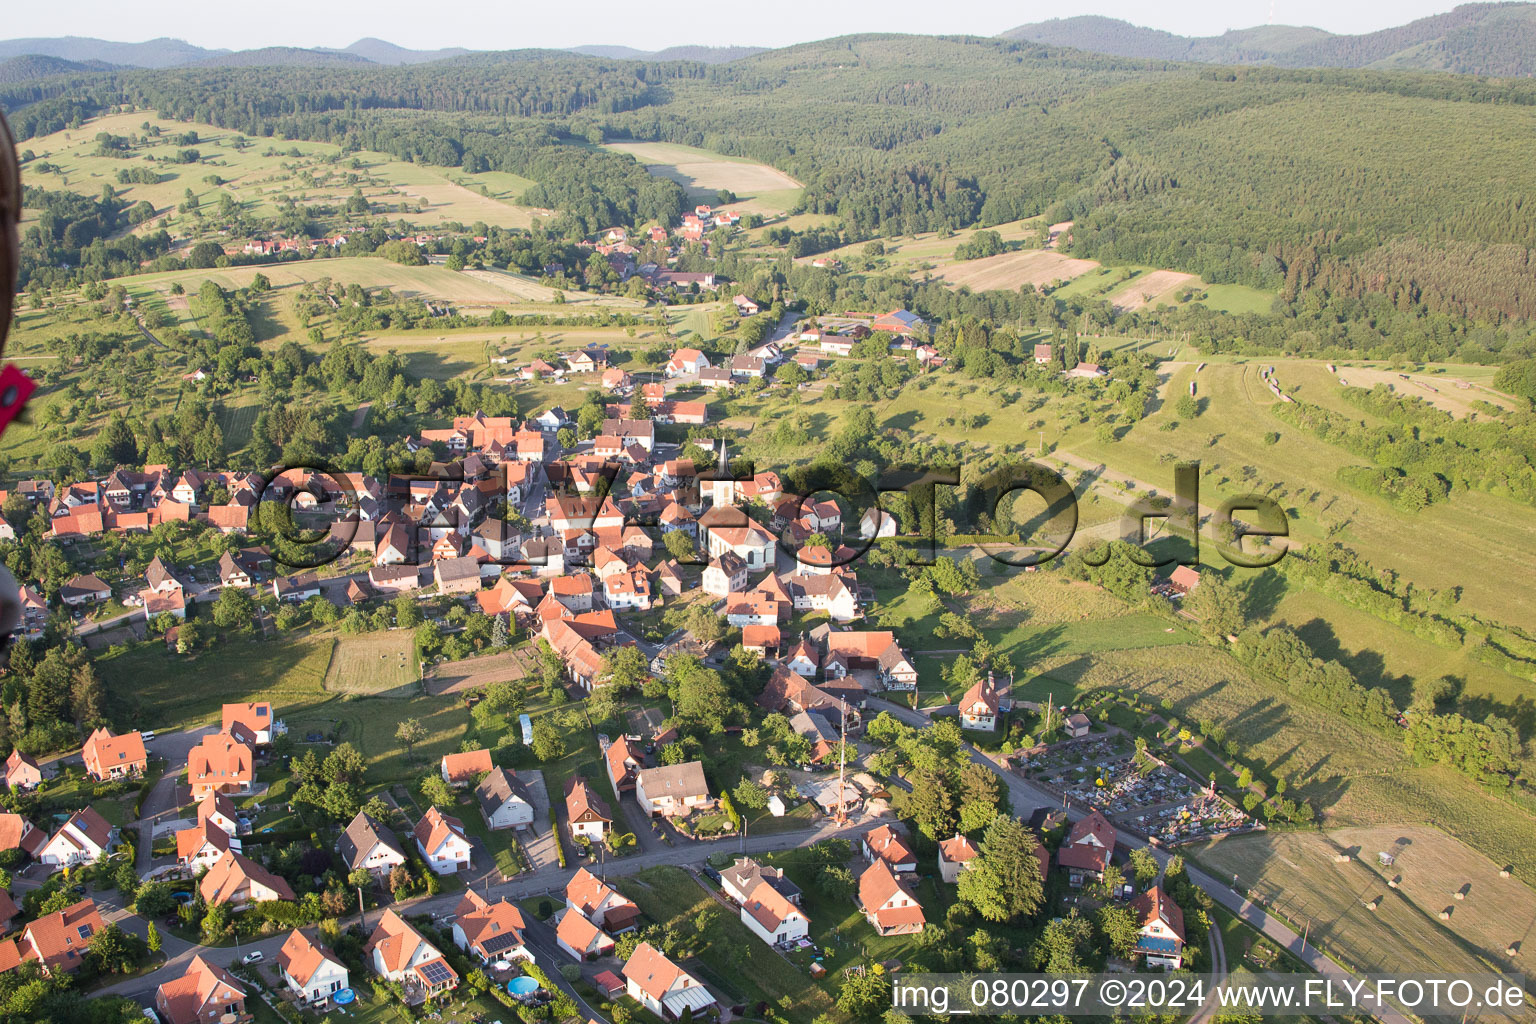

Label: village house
[81,727,147,780]
[702,551,749,596]
[176,819,238,873]
[859,507,899,539]
[197,792,242,836]
[823,630,918,691]
[857,860,925,936]
[1033,343,1053,364]
[223,701,284,745]
[451,890,532,964]
[862,824,917,873]
[16,898,104,975]
[665,348,710,377]
[1065,712,1092,739]
[277,929,350,1008]
[937,834,979,883]
[59,574,111,606]
[154,954,251,1024]
[200,850,298,908]
[413,807,473,874]
[0,813,45,861]
[217,551,252,588]
[475,767,535,831]
[337,811,407,880]
[634,761,713,818]
[366,909,459,1000]
[1058,809,1117,886]
[720,857,803,907]
[622,941,719,1021]
[143,587,188,621]
[566,867,641,933]
[564,776,612,841]
[434,555,482,595]
[958,675,1001,732]
[37,808,116,870]
[1131,885,1187,969]
[440,749,494,787]
[187,734,254,799]
[554,907,614,962]
[740,877,810,947]
[605,735,641,795]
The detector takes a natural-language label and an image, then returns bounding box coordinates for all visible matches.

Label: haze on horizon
[0,0,1472,55]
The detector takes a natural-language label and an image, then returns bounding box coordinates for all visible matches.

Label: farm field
[1106,268,1200,311]
[323,630,420,695]
[24,111,543,231]
[930,248,1100,291]
[604,140,804,216]
[1193,826,1533,978]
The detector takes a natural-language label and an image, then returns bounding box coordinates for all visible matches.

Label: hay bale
[1334,854,1350,863]
[1455,891,1465,900]
[1440,910,1451,920]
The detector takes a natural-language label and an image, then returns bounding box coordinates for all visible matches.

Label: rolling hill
[0,54,118,83]
[1003,3,1536,77]
[335,38,472,65]
[0,35,224,67]
[568,43,767,63]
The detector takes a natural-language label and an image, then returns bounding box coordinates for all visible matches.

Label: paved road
[862,698,1410,1024]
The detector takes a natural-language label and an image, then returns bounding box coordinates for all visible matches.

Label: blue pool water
[508,977,539,996]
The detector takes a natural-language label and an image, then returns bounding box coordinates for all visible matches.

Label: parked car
[242,951,264,965]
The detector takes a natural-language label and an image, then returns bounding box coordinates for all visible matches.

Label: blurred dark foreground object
[0,110,30,648]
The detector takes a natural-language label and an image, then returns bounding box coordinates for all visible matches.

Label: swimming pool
[507,976,539,996]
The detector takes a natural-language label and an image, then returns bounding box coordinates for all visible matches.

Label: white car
[140,730,156,742]
[242,951,264,965]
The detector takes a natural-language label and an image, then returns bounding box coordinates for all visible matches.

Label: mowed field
[120,257,518,307]
[931,248,1100,291]
[323,630,420,695]
[1107,269,1200,311]
[604,140,803,216]
[24,111,543,231]
[1194,826,1535,978]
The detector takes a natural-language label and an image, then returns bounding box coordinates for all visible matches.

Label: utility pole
[357,885,366,932]
[836,708,849,826]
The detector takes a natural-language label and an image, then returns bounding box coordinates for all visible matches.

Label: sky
[3,0,1468,52]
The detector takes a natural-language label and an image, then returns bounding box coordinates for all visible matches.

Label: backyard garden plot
[323,630,420,695]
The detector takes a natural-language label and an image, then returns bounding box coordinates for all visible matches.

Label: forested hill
[8,33,1536,322]
[1003,3,1536,78]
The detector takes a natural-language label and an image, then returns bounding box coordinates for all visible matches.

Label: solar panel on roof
[481,931,523,954]
[419,960,454,985]
[1136,936,1180,953]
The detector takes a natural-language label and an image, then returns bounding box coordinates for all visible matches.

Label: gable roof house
[605,735,641,794]
[187,733,255,799]
[366,909,459,999]
[413,807,473,875]
[451,889,532,964]
[338,811,407,879]
[634,762,713,819]
[476,767,535,831]
[740,876,810,946]
[857,860,926,936]
[958,674,1001,732]
[82,727,147,780]
[1058,809,1117,886]
[18,898,105,975]
[719,857,803,907]
[440,748,494,787]
[200,850,297,908]
[938,834,979,883]
[2,750,41,794]
[37,808,116,870]
[154,954,250,1024]
[1131,885,1187,969]
[622,941,718,1020]
[222,701,284,745]
[277,929,350,1007]
[59,574,111,606]
[0,813,45,860]
[554,905,615,962]
[197,792,242,837]
[823,631,918,691]
[564,777,612,841]
[175,819,238,873]
[862,824,917,873]
[566,867,641,933]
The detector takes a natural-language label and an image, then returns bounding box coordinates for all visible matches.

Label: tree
[1030,911,1093,972]
[210,585,254,630]
[837,966,892,1020]
[816,865,857,902]
[1128,847,1160,888]
[395,719,427,760]
[733,777,769,811]
[420,773,453,807]
[957,815,1045,922]
[664,530,698,563]
[145,920,162,955]
[1096,904,1138,959]
[531,718,566,762]
[957,762,1002,832]
[86,923,142,974]
[393,594,422,628]
[601,646,650,693]
[684,604,726,647]
[905,768,956,840]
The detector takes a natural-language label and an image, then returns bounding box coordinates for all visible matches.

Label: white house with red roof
[937,834,979,883]
[1058,809,1117,886]
[622,941,718,1019]
[1131,885,1187,969]
[413,807,473,875]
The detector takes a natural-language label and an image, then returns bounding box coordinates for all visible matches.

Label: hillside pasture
[24,111,541,232]
[1194,826,1533,977]
[604,140,803,215]
[929,248,1099,291]
[324,630,421,695]
[1324,364,1519,418]
[1107,268,1199,310]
